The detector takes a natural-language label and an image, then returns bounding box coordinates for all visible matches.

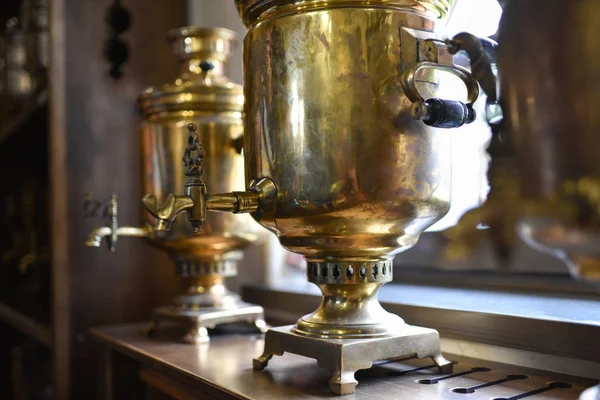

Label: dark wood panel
[49,0,186,398]
[0,303,52,347]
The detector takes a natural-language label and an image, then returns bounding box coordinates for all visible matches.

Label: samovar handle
[401,61,480,128]
[446,33,498,103]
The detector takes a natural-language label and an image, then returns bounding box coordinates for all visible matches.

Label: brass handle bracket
[446,33,502,125]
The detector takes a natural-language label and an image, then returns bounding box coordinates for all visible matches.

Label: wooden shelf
[0,302,52,348]
[0,90,49,146]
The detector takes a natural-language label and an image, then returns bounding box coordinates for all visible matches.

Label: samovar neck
[166,26,239,80]
[179,58,225,78]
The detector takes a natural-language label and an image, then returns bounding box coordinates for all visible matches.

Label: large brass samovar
[433,1,600,398]
[143,0,482,394]
[86,26,267,343]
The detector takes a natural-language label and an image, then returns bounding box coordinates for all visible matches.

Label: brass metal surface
[254,324,451,395]
[136,27,265,339]
[236,2,461,382]
[86,26,267,341]
[140,1,482,393]
[139,2,495,392]
[235,0,456,26]
[91,322,594,400]
[149,0,462,341]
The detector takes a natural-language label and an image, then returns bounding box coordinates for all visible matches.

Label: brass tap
[142,123,275,233]
[85,193,150,252]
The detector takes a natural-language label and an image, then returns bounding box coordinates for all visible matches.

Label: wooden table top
[90,322,593,400]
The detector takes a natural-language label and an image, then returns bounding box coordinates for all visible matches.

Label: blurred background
[0,1,595,399]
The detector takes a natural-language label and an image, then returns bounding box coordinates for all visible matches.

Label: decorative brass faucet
[85,193,150,252]
[141,123,276,234]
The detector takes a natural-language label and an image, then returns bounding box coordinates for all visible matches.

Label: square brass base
[253,324,452,395]
[146,302,267,344]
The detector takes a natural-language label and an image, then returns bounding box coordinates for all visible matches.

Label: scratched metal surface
[91,323,595,399]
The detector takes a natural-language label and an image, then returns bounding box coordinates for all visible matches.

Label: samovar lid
[235,0,455,26]
[138,26,243,117]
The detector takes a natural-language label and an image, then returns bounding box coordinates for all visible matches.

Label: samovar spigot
[85,193,150,251]
[142,123,276,234]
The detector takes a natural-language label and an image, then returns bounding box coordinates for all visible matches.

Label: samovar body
[238,0,466,394]
[243,6,453,262]
[139,70,254,270]
[239,1,459,338]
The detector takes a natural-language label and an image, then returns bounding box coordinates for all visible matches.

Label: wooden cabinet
[0,0,186,398]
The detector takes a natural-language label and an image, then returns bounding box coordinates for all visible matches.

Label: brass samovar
[86,26,267,343]
[431,1,600,398]
[143,0,483,394]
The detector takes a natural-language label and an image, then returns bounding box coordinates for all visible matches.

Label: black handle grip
[423,98,476,129]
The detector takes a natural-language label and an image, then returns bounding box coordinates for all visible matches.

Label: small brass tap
[141,124,276,234]
[85,193,150,251]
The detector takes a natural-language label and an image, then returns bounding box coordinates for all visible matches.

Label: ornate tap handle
[143,124,207,233]
[183,123,205,178]
[141,124,277,234]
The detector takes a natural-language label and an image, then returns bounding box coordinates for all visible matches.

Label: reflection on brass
[86,27,267,342]
[146,1,479,393]
[444,2,600,289]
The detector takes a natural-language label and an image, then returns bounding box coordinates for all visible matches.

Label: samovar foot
[253,330,283,370]
[254,318,268,333]
[253,324,452,395]
[433,353,453,373]
[182,324,211,344]
[328,371,359,396]
[148,303,267,343]
[252,352,274,370]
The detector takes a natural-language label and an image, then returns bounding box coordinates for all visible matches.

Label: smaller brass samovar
[86,27,267,343]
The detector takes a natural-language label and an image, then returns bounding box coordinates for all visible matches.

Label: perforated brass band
[176,259,238,278]
[306,260,393,285]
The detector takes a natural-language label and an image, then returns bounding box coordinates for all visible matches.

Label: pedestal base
[146,302,267,344]
[253,324,452,395]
